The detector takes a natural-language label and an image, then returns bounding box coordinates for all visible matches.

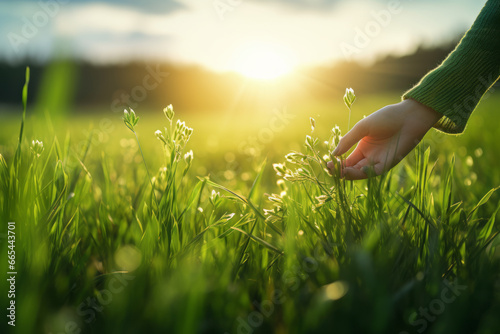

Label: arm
[331,0,500,180]
[403,0,500,134]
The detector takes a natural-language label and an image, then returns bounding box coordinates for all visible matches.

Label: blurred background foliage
[0,40,463,114]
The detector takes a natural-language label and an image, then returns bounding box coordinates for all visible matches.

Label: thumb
[333,121,367,156]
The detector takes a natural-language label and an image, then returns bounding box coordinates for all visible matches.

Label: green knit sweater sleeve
[402,0,500,134]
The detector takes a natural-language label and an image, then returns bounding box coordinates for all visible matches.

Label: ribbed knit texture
[402,0,500,134]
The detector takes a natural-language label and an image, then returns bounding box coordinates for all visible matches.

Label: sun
[233,45,295,80]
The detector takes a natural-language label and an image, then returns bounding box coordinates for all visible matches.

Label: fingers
[343,167,367,180]
[332,121,367,156]
[372,162,386,176]
[345,148,365,167]
[327,160,335,175]
[327,150,366,177]
[343,162,386,180]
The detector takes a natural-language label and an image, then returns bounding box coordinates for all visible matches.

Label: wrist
[402,98,441,129]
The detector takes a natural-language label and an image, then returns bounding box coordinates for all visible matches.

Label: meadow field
[1,71,500,334]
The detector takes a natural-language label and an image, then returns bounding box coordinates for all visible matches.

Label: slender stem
[347,107,352,132]
[133,131,154,190]
[346,107,353,196]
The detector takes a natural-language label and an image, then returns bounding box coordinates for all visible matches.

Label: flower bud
[343,88,356,109]
[331,125,342,148]
[123,108,139,131]
[210,189,221,207]
[155,130,167,145]
[163,104,174,121]
[273,163,287,176]
[31,140,44,157]
[305,135,316,150]
[285,152,304,164]
[184,150,193,166]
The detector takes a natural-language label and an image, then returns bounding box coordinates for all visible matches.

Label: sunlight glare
[234,45,294,80]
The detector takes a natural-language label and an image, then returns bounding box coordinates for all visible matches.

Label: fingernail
[332,147,339,156]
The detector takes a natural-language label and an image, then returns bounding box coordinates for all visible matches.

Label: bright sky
[0,0,486,77]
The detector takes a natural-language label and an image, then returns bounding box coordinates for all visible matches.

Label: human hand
[328,99,441,180]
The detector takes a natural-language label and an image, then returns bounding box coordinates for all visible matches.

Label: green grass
[1,71,500,334]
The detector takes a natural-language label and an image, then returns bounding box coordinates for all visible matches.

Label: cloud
[72,31,174,63]
[0,0,486,70]
[12,0,186,14]
[90,0,185,14]
[248,0,343,11]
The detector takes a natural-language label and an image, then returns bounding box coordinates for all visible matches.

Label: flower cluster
[269,88,356,209]
[154,105,195,177]
[122,105,195,188]
[156,106,193,146]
